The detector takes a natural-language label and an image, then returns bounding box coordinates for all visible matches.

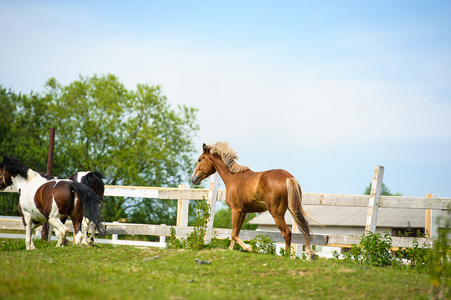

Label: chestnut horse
[191,142,316,260]
[0,156,105,250]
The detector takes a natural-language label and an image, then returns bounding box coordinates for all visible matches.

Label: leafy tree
[363,182,402,196]
[0,75,199,224]
[0,86,51,216]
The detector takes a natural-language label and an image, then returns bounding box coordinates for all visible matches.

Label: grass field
[0,238,433,300]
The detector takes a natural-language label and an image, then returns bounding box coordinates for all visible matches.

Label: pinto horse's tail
[70,182,106,234]
[286,178,313,243]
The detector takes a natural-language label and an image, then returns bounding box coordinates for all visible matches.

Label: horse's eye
[198,159,202,162]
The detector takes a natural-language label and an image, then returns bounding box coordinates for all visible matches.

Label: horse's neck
[12,169,46,190]
[210,154,234,185]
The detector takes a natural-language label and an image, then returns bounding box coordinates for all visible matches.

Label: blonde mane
[208,142,249,173]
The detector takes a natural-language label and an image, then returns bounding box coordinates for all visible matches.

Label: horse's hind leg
[272,215,292,253]
[81,217,89,245]
[304,240,316,260]
[230,210,251,251]
[48,218,69,247]
[72,219,84,245]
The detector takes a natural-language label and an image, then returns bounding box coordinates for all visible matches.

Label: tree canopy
[0,74,199,223]
[363,182,402,196]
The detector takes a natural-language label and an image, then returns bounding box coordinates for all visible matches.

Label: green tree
[0,75,199,224]
[0,86,51,216]
[363,182,402,196]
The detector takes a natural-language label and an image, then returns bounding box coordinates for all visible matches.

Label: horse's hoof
[307,251,317,261]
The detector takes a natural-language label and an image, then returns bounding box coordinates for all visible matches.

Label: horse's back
[227,169,296,212]
[258,169,295,189]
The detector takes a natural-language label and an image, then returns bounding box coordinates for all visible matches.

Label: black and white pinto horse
[69,171,105,245]
[0,156,105,250]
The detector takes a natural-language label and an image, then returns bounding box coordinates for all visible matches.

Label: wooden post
[42,128,56,242]
[425,194,439,238]
[365,165,384,233]
[204,173,219,244]
[176,184,189,237]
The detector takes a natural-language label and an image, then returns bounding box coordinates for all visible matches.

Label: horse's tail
[286,177,313,243]
[79,172,105,199]
[70,182,106,234]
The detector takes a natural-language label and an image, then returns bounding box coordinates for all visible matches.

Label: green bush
[429,211,451,299]
[341,231,393,267]
[248,234,277,255]
[167,199,211,250]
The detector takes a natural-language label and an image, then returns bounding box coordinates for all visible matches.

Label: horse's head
[191,143,216,185]
[0,157,14,191]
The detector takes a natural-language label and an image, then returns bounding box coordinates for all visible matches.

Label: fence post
[160,224,166,248]
[204,173,219,244]
[112,221,118,247]
[177,184,189,223]
[365,165,384,234]
[425,194,440,238]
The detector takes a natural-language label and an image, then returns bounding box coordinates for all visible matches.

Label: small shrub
[248,234,276,255]
[395,238,430,273]
[429,210,451,299]
[167,199,211,251]
[342,231,396,267]
[360,231,393,267]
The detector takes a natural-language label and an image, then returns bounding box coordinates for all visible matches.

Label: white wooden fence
[1,166,450,250]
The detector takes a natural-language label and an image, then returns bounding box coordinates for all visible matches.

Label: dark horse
[69,171,105,244]
[41,171,105,245]
[191,142,316,260]
[0,156,105,250]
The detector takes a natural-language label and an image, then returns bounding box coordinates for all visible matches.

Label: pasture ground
[0,239,432,299]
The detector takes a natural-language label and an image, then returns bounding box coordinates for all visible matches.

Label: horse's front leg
[230,210,251,251]
[22,213,36,250]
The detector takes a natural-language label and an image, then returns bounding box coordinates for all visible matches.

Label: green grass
[0,238,432,300]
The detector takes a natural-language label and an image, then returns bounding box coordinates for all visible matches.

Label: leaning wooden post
[425,194,440,238]
[365,165,384,234]
[204,173,219,244]
[42,128,56,242]
[176,184,189,238]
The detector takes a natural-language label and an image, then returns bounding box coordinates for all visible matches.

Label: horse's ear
[202,143,209,152]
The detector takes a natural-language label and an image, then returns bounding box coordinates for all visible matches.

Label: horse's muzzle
[191,174,201,185]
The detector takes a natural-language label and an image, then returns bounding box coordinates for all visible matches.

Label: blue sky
[1,1,450,197]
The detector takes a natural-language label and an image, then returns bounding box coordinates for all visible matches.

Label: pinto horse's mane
[208,142,249,174]
[1,156,52,180]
